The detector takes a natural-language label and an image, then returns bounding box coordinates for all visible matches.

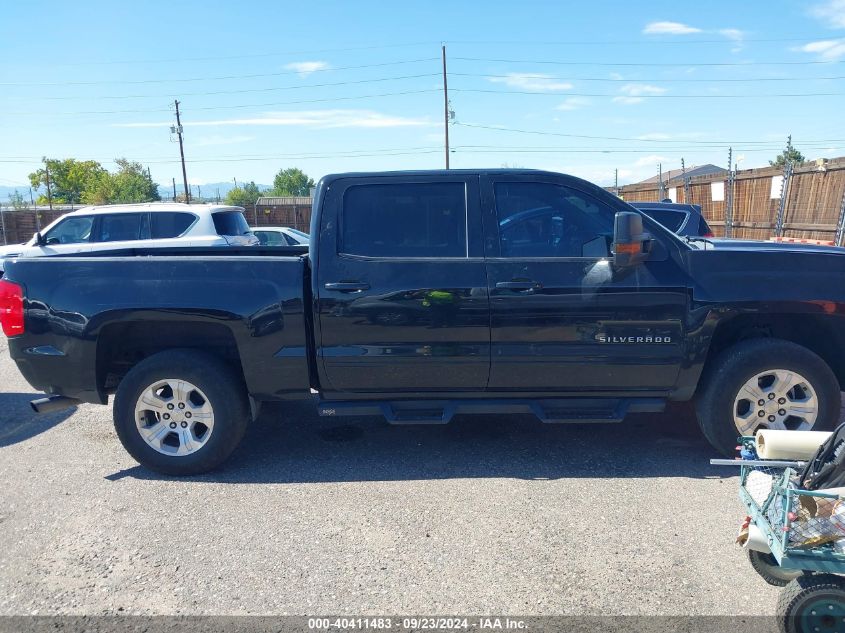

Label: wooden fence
[615,157,845,242]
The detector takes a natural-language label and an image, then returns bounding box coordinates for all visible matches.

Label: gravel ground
[0,335,780,616]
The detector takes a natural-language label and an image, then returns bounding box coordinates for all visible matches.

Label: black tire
[777,574,845,633]
[695,338,840,457]
[113,349,249,476]
[748,549,803,587]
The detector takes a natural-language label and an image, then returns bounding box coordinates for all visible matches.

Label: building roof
[636,164,728,185]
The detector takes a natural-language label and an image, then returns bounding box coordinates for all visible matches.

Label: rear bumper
[8,337,104,404]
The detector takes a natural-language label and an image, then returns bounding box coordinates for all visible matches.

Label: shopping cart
[713,437,845,633]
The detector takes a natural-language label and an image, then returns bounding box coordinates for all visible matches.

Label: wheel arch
[700,311,845,393]
[95,319,246,400]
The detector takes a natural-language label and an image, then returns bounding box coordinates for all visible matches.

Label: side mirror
[613,211,652,269]
[34,232,45,247]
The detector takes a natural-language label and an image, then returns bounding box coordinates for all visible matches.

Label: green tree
[225,181,264,207]
[8,190,26,210]
[770,137,805,168]
[29,158,106,205]
[107,158,161,203]
[271,167,315,196]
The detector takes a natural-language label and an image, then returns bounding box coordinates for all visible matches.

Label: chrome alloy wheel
[134,379,214,456]
[733,369,819,435]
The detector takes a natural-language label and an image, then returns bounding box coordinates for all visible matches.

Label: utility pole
[173,100,190,203]
[216,188,220,203]
[197,184,202,201]
[614,169,619,197]
[658,163,664,200]
[172,177,177,201]
[442,44,450,169]
[43,157,53,211]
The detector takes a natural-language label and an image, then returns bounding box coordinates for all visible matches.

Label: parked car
[628,201,714,238]
[252,226,309,246]
[4,169,845,475]
[0,202,258,275]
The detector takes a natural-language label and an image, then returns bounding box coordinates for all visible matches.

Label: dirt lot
[0,335,779,616]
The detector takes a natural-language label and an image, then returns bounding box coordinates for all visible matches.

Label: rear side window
[98,213,145,242]
[341,182,467,258]
[150,212,196,239]
[212,211,250,236]
[255,230,288,246]
[698,216,713,236]
[641,208,686,233]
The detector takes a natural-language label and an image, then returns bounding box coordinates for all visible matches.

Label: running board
[317,398,665,425]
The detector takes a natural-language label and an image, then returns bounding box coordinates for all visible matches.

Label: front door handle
[496,280,540,290]
[324,281,370,292]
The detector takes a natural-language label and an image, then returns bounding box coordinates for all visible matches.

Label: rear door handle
[324,281,370,292]
[496,280,540,290]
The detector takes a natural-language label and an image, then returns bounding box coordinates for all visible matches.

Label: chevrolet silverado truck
[2,169,843,475]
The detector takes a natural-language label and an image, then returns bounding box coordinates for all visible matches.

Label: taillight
[703,232,715,238]
[0,279,24,336]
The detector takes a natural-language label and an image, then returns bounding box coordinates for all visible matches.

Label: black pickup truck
[2,169,844,475]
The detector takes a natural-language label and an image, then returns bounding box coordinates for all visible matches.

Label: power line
[8,42,440,67]
[0,89,441,117]
[447,37,833,45]
[450,72,845,83]
[6,73,441,102]
[453,56,845,67]
[0,58,440,87]
[452,88,845,98]
[452,122,845,145]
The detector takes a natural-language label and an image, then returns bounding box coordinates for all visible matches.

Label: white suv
[0,203,258,274]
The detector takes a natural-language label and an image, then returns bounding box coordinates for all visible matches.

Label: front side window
[98,213,145,242]
[212,211,251,237]
[493,182,614,258]
[43,216,93,245]
[341,182,467,258]
[150,212,196,239]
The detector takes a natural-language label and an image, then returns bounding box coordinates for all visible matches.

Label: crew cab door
[482,174,688,393]
[315,175,490,393]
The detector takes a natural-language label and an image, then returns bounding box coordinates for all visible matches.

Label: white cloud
[488,73,573,92]
[643,21,702,35]
[555,97,590,111]
[284,61,330,76]
[795,39,845,60]
[719,28,744,40]
[612,83,667,104]
[113,109,433,129]
[811,0,845,29]
[634,155,668,167]
[194,135,254,147]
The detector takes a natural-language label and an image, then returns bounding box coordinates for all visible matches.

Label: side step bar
[317,398,665,425]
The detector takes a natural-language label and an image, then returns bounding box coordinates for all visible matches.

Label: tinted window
[212,211,250,236]
[43,216,93,245]
[98,213,145,242]
[150,212,195,239]
[341,182,467,258]
[640,208,686,232]
[254,230,287,246]
[493,182,613,257]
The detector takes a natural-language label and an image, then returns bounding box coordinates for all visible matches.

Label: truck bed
[3,248,312,404]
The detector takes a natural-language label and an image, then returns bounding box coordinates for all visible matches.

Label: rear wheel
[778,574,845,633]
[113,349,249,475]
[695,338,840,456]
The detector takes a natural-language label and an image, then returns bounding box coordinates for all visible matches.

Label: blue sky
[1,0,844,191]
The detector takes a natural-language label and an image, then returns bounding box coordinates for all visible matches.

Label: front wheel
[748,549,803,587]
[113,349,250,476]
[695,338,840,456]
[778,574,845,633]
